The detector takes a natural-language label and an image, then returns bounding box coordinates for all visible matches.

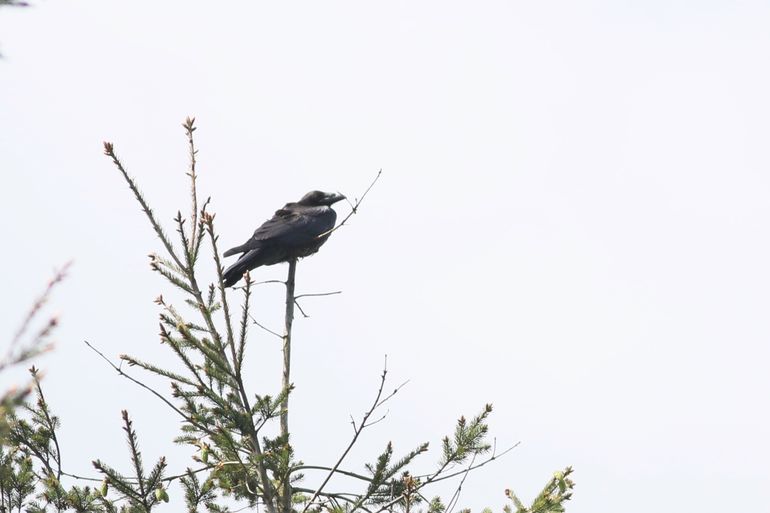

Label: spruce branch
[362,442,430,505]
[504,467,575,513]
[369,405,497,513]
[120,411,147,498]
[162,310,234,381]
[237,272,253,370]
[201,213,237,368]
[92,412,168,512]
[193,197,212,267]
[8,369,62,482]
[184,117,200,256]
[103,141,185,272]
[156,324,213,390]
[177,210,196,273]
[149,257,195,293]
[30,369,61,481]
[148,253,187,277]
[84,341,218,441]
[120,355,197,387]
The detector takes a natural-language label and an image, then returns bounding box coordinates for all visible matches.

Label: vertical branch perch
[281,258,297,513]
[281,259,296,434]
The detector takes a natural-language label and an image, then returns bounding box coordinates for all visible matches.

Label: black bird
[222,190,346,287]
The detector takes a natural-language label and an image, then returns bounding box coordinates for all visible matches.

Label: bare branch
[60,470,101,482]
[300,358,390,513]
[291,290,342,318]
[292,465,374,483]
[294,299,310,318]
[294,487,375,513]
[317,169,382,239]
[249,314,283,340]
[294,291,342,300]
[446,454,477,513]
[280,258,298,513]
[414,442,519,485]
[361,411,389,429]
[375,379,409,409]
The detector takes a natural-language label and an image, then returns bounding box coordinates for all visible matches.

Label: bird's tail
[223,256,251,287]
[223,245,246,258]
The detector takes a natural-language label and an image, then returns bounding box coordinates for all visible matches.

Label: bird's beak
[327,192,346,205]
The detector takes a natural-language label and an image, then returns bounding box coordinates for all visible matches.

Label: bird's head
[298,190,346,206]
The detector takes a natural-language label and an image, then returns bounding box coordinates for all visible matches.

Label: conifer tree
[1,118,575,513]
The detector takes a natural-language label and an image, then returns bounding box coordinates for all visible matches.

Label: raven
[222,190,346,287]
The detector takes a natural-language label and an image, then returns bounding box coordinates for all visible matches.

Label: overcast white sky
[2,1,770,512]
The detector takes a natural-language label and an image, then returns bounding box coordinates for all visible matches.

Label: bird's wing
[231,207,334,254]
[223,208,291,257]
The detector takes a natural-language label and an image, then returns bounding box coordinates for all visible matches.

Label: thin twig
[292,466,374,483]
[61,463,235,488]
[371,440,518,513]
[249,314,283,340]
[230,278,286,292]
[294,291,342,299]
[446,454,477,513]
[84,341,216,440]
[254,279,286,286]
[60,471,101,482]
[317,169,382,239]
[414,442,519,484]
[300,358,390,513]
[362,411,389,429]
[375,380,409,409]
[294,300,309,318]
[294,488,375,513]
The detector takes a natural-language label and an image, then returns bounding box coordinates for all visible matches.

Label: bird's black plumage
[223,190,346,287]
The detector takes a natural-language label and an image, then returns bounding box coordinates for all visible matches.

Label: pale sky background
[2,1,770,512]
